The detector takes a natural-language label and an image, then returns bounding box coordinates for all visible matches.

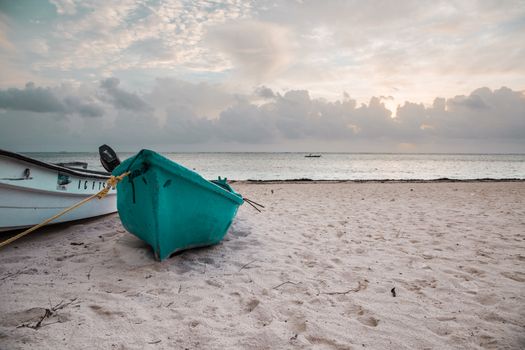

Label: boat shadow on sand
[112,215,254,271]
[1,213,253,275]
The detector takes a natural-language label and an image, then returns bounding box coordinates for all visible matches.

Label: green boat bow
[113,150,243,260]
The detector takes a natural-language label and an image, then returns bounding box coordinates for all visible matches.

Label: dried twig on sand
[272,281,300,290]
[320,279,369,295]
[238,259,257,272]
[17,298,78,330]
[0,270,22,281]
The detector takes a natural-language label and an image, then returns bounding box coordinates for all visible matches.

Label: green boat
[112,150,244,261]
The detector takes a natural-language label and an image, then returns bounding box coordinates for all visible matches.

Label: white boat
[0,149,117,232]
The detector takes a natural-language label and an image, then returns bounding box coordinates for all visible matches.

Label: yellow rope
[0,171,130,249]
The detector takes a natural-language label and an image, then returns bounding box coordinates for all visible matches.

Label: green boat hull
[113,150,243,261]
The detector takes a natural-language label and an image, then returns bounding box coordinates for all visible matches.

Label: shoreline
[235,178,525,184]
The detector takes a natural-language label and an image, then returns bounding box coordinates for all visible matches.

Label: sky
[0,0,524,152]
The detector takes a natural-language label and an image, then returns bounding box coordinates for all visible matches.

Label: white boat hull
[0,150,117,232]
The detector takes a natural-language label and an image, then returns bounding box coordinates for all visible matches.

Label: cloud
[63,95,104,118]
[0,81,105,117]
[206,20,293,82]
[247,1,525,103]
[154,84,525,147]
[0,82,65,113]
[99,77,151,111]
[146,78,235,120]
[214,101,276,143]
[450,93,489,110]
[50,0,77,15]
[421,87,525,139]
[1,0,523,107]
[1,80,524,152]
[255,86,276,99]
[0,78,152,118]
[20,0,253,74]
[147,83,524,147]
[0,14,15,52]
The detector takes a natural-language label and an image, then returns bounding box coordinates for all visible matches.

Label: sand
[0,181,524,349]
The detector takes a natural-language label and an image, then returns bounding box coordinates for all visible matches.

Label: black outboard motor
[99,144,121,172]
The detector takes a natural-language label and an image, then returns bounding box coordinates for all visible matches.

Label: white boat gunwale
[0,149,110,180]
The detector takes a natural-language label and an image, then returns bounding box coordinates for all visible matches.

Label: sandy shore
[1,181,524,349]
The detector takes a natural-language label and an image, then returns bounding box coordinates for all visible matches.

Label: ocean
[22,152,525,181]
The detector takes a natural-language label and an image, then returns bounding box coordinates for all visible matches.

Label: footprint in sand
[478,334,498,348]
[461,266,486,278]
[357,315,379,327]
[288,316,308,333]
[244,298,260,313]
[331,257,342,264]
[501,271,525,282]
[426,323,452,337]
[89,305,125,318]
[398,278,437,294]
[480,311,506,323]
[113,234,154,266]
[99,231,119,240]
[350,304,379,327]
[206,279,223,288]
[474,293,498,306]
[305,335,349,349]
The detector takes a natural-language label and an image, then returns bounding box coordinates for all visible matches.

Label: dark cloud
[1,80,523,152]
[0,82,105,117]
[214,101,276,143]
[63,96,104,117]
[122,84,525,148]
[255,86,276,99]
[420,87,525,139]
[164,112,215,144]
[450,92,489,110]
[394,101,428,137]
[0,78,155,119]
[0,82,64,113]
[100,77,151,111]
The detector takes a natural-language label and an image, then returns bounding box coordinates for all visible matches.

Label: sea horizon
[18,151,525,181]
[19,150,525,155]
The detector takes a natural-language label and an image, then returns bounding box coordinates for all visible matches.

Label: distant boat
[0,149,116,232]
[112,150,244,261]
[55,161,88,169]
[305,153,321,158]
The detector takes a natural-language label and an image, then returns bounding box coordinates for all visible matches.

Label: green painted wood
[113,150,243,260]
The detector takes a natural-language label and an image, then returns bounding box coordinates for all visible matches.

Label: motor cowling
[99,144,121,172]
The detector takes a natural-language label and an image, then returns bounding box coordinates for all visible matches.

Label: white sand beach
[0,181,524,350]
